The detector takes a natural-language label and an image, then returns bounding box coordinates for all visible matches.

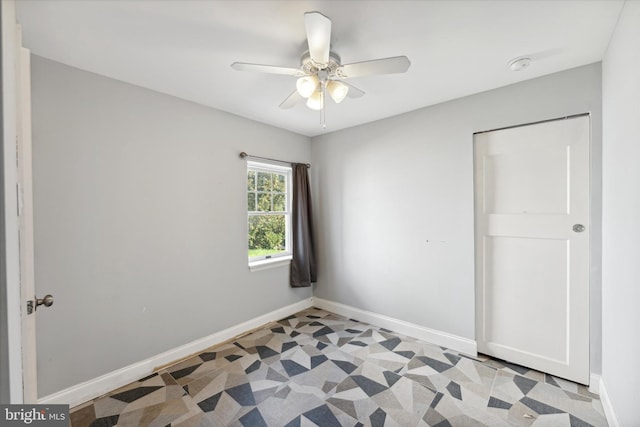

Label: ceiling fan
[231,11,411,127]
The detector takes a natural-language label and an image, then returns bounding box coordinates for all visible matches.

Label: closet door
[474,115,590,384]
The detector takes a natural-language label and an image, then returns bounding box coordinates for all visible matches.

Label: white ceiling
[16,0,623,137]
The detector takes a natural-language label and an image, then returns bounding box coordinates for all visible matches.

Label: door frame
[473,114,591,383]
[2,0,37,403]
[17,27,37,402]
[1,0,26,403]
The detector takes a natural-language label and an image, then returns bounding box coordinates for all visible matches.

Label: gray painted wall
[602,2,640,424]
[311,63,603,375]
[31,56,312,397]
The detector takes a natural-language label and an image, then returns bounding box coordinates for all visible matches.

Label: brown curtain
[290,163,316,287]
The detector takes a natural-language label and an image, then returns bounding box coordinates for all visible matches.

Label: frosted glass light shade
[306,90,323,110]
[296,75,319,98]
[326,80,349,103]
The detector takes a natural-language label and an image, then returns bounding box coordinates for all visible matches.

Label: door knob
[35,294,54,309]
[572,224,585,233]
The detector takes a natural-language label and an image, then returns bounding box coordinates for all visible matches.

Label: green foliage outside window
[248,216,286,256]
[247,168,288,258]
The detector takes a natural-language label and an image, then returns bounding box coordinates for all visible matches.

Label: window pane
[247,171,256,191]
[247,163,291,262]
[257,172,272,191]
[273,194,285,211]
[257,193,272,211]
[274,173,286,192]
[248,214,286,257]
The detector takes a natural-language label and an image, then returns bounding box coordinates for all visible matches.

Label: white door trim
[17,27,37,402]
[1,0,25,404]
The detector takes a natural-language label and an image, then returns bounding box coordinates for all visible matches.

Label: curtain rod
[239,152,310,168]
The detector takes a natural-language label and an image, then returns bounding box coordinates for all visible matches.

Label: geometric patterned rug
[70,308,607,426]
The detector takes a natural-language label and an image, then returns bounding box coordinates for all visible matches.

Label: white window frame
[247,161,292,269]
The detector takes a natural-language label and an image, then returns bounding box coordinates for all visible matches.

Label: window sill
[249,256,292,272]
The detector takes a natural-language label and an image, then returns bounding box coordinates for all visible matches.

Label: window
[247,161,292,264]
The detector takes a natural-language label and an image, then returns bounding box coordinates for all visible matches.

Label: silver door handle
[26,294,54,315]
[573,224,585,233]
[36,294,54,309]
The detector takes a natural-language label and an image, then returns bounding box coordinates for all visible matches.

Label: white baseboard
[312,297,477,356]
[588,373,600,395]
[43,295,602,413]
[38,298,314,408]
[598,377,619,427]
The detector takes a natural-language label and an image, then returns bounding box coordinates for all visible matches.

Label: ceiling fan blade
[338,56,411,79]
[279,91,304,109]
[304,12,331,65]
[342,81,365,98]
[231,62,305,77]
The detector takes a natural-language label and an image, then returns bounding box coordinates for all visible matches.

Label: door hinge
[26,300,34,315]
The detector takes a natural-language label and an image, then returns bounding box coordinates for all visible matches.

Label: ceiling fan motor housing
[301,51,341,78]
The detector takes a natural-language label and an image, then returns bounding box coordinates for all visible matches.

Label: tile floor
[70,308,607,426]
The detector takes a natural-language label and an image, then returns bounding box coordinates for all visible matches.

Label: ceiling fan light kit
[306,90,324,111]
[296,75,319,98]
[326,80,349,103]
[231,11,411,127]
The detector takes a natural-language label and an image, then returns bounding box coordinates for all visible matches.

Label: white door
[16,25,39,402]
[474,115,590,384]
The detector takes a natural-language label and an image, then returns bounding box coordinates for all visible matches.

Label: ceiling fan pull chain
[321,85,327,128]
